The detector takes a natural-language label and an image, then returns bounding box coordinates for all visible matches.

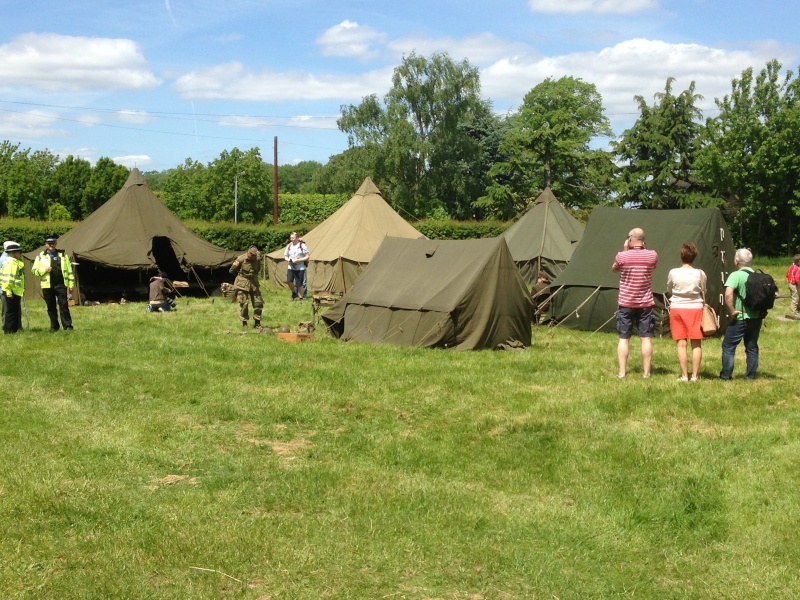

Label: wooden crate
[277,332,313,342]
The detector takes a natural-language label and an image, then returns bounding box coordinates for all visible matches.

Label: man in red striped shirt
[612,228,658,379]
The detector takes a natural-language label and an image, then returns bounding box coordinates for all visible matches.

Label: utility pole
[234,170,246,223]
[273,136,279,225]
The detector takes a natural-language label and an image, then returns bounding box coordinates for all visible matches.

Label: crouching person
[148,271,176,312]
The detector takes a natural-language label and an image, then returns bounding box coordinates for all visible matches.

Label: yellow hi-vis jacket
[32,250,75,289]
[0,256,25,296]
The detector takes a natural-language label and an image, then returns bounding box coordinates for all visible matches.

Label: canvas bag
[700,270,718,336]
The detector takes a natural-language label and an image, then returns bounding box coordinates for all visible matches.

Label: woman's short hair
[680,243,698,264]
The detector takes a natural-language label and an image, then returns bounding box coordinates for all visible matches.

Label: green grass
[1,268,799,599]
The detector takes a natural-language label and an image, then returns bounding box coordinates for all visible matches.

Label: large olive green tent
[548,207,737,335]
[266,177,424,294]
[501,187,585,286]
[24,168,237,299]
[322,236,534,350]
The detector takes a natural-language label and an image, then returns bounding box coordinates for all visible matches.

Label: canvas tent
[24,168,237,299]
[266,177,424,294]
[501,187,585,286]
[548,207,737,335]
[322,236,534,350]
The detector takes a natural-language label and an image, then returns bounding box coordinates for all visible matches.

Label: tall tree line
[1,55,799,254]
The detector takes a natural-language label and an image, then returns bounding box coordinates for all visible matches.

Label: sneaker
[689,376,699,382]
[642,374,651,379]
[253,322,263,330]
[616,373,626,379]
[242,321,248,329]
[677,376,689,382]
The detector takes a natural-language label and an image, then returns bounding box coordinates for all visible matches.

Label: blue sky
[1,0,797,171]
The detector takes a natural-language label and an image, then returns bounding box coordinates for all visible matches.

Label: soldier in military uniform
[230,245,264,329]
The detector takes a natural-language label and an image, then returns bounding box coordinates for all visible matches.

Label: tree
[6,148,58,219]
[480,77,615,219]
[310,146,378,195]
[339,52,492,218]
[50,155,92,219]
[82,158,129,217]
[278,161,323,193]
[0,140,22,216]
[614,78,714,209]
[160,159,209,220]
[695,60,800,254]
[206,147,272,223]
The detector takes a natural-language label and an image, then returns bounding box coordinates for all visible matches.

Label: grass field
[1,265,799,599]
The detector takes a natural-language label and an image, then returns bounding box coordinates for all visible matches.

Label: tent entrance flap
[150,236,184,278]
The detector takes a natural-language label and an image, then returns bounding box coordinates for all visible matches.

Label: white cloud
[528,0,658,14]
[75,114,103,127]
[113,154,152,168]
[388,32,532,65]
[53,147,96,163]
[481,38,794,130]
[0,33,161,92]
[316,20,387,60]
[172,62,393,101]
[116,110,156,124]
[0,109,65,138]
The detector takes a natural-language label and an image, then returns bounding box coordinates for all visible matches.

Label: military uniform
[230,250,264,328]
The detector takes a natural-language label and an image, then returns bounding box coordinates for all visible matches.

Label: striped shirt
[614,248,658,308]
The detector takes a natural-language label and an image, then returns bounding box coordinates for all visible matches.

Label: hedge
[1,217,511,257]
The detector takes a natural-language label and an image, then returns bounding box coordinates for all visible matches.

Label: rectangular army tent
[322,236,534,350]
[548,207,737,335]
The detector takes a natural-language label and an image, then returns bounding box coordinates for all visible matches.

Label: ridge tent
[322,236,534,350]
[501,187,585,286]
[548,207,737,336]
[266,177,424,294]
[23,168,237,300]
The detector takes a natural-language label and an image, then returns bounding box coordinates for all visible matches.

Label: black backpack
[742,269,777,313]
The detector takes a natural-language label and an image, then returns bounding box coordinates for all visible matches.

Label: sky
[0,0,798,172]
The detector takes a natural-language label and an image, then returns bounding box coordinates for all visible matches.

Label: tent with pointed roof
[322,236,534,350]
[501,187,584,287]
[24,168,237,299]
[266,177,424,294]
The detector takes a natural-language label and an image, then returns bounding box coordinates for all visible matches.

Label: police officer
[1,242,25,334]
[32,236,75,331]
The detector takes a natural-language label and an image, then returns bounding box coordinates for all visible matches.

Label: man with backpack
[720,248,776,380]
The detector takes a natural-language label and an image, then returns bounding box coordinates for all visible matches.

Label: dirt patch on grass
[151,474,200,487]
[627,417,734,438]
[269,437,314,466]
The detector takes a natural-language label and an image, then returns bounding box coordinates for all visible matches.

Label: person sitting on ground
[148,271,176,312]
[666,243,706,381]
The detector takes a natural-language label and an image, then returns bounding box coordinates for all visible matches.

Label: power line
[0,104,347,154]
[0,98,340,126]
